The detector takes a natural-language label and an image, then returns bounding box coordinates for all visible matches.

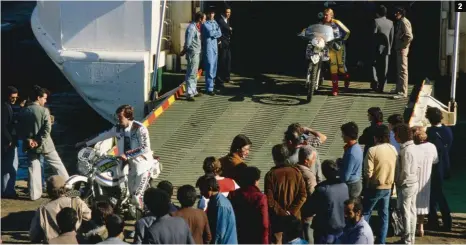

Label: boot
[344,73,350,89]
[331,74,339,96]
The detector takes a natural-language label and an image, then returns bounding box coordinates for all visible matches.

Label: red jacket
[228,185,269,244]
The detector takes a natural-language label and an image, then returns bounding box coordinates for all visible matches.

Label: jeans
[302,220,314,244]
[347,180,363,198]
[185,52,200,97]
[313,229,343,244]
[1,146,18,196]
[397,184,418,244]
[28,150,69,200]
[363,188,391,244]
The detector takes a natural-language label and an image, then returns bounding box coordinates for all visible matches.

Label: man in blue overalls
[202,7,222,95]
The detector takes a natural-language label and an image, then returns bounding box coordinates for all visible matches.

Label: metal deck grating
[148,78,413,190]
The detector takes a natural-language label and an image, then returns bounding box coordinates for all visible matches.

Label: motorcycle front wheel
[307,61,321,103]
[127,206,144,221]
[72,181,96,207]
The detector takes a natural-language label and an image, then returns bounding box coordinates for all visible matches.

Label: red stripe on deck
[147,111,157,124]
[176,88,183,98]
[161,100,170,110]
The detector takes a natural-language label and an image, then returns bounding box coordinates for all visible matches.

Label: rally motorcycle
[298,24,335,102]
[65,138,162,220]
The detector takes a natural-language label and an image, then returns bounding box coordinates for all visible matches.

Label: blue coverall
[201,19,222,92]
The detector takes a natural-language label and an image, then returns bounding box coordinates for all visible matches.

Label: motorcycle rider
[75,105,160,210]
[321,8,351,96]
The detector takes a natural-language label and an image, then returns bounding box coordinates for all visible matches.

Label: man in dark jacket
[265,144,307,244]
[425,107,453,231]
[229,166,269,244]
[307,159,349,244]
[359,107,384,157]
[1,86,22,198]
[143,188,195,244]
[215,5,232,89]
[157,180,180,212]
[371,5,394,93]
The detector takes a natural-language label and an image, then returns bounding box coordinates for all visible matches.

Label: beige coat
[364,143,398,189]
[29,196,92,243]
[394,17,413,50]
[48,231,79,244]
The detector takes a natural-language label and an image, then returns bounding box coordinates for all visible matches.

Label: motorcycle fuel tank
[94,157,127,187]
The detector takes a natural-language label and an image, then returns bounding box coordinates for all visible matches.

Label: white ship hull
[31,1,193,122]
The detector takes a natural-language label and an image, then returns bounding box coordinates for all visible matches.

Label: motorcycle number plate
[98,160,118,172]
[310,54,320,64]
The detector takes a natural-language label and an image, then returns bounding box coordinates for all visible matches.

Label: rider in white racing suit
[76,105,160,210]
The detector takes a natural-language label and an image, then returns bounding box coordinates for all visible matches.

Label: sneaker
[393,94,407,99]
[206,91,216,96]
[186,96,195,102]
[194,93,202,97]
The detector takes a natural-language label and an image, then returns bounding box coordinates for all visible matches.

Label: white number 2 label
[456,1,465,12]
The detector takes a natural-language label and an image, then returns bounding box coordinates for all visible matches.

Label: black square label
[455,1,465,12]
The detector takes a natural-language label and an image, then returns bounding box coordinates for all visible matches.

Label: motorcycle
[65,138,162,220]
[298,24,335,102]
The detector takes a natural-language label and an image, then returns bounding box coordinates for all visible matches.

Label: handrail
[150,0,168,101]
[450,12,460,107]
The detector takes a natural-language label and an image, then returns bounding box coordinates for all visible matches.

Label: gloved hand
[75,141,86,149]
[332,41,341,51]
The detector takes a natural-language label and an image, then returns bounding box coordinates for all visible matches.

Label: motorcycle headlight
[311,37,325,49]
[77,160,92,175]
[78,147,96,162]
[77,147,96,175]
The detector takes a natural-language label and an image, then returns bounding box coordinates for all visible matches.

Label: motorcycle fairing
[95,157,127,187]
